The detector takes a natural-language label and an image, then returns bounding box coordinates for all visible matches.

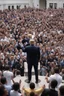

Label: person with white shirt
[3,65,13,86]
[46,67,62,89]
[10,82,22,96]
[1,77,12,95]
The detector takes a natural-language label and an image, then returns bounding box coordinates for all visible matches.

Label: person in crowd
[8,55,15,69]
[0,77,12,95]
[23,82,45,96]
[59,85,64,96]
[12,58,24,76]
[30,92,36,96]
[60,55,64,68]
[0,85,8,96]
[40,65,47,76]
[19,59,24,76]
[3,65,13,85]
[46,67,62,88]
[41,79,58,96]
[10,82,22,96]
[60,68,64,81]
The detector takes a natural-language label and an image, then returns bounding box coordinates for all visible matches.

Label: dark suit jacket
[23,44,40,64]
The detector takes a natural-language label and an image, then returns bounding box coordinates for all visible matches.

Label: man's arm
[22,87,30,95]
[35,85,45,94]
[22,46,27,52]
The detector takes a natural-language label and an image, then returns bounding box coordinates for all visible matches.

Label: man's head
[16,70,20,75]
[1,77,7,84]
[50,79,58,89]
[30,92,35,96]
[30,82,35,89]
[5,65,10,70]
[62,68,64,74]
[54,67,59,74]
[30,39,34,45]
[12,82,20,91]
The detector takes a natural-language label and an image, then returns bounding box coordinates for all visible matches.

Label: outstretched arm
[35,85,45,94]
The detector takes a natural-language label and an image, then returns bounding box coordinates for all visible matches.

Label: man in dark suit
[23,39,40,83]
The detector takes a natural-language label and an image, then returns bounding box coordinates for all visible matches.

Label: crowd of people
[0,7,64,96]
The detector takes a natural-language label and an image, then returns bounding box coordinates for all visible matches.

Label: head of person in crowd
[29,82,35,90]
[10,55,14,61]
[0,77,7,85]
[61,68,64,75]
[4,65,10,71]
[4,59,8,65]
[59,86,64,96]
[50,79,58,89]
[30,92,36,96]
[16,70,20,75]
[12,82,20,91]
[54,67,59,74]
[19,59,23,64]
[50,62,56,68]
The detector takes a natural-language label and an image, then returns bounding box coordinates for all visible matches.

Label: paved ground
[14,62,49,93]
[14,75,49,89]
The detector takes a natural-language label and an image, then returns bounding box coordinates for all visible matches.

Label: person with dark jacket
[22,39,40,83]
[41,79,58,96]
